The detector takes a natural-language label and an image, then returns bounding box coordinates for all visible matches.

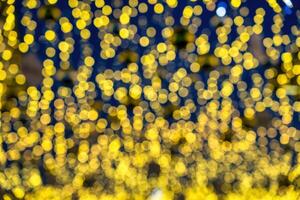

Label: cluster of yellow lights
[1,0,300,199]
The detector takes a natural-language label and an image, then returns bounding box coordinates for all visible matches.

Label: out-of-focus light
[218,1,227,8]
[216,7,226,17]
[283,0,293,8]
[149,189,163,200]
[216,2,227,17]
[284,5,292,15]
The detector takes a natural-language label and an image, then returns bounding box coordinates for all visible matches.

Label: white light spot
[149,188,163,200]
[216,7,226,17]
[283,0,293,8]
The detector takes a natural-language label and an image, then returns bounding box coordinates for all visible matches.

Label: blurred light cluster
[1,0,300,199]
